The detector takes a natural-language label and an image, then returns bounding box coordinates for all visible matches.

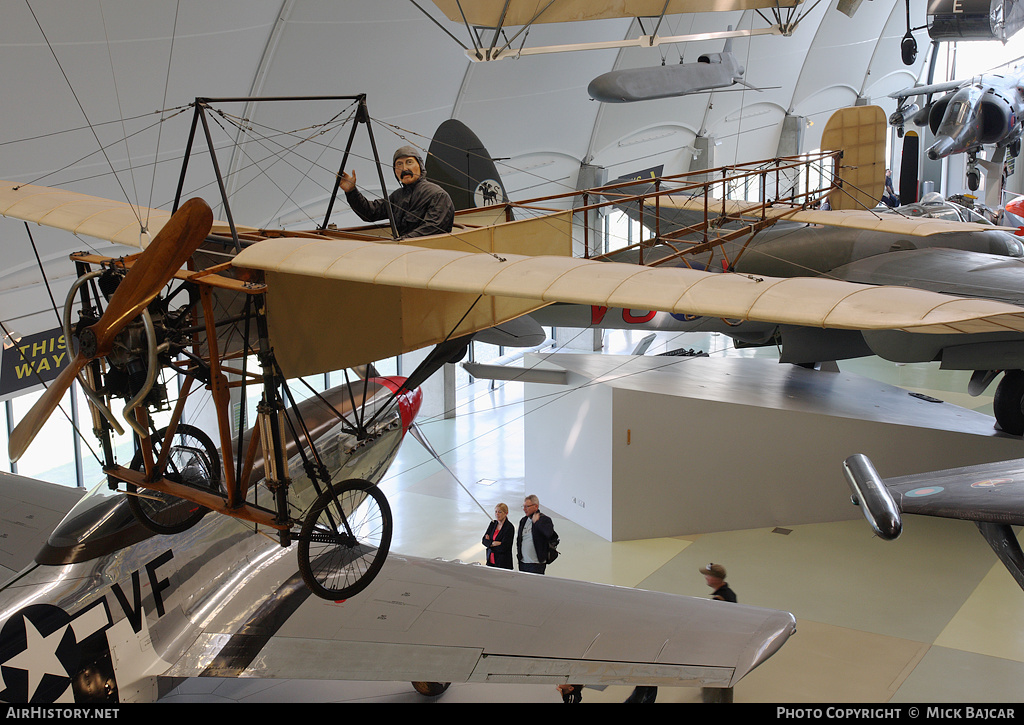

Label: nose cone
[587,72,629,103]
[376,376,422,434]
[926,136,957,160]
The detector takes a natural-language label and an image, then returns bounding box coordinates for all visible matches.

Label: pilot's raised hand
[339,170,356,193]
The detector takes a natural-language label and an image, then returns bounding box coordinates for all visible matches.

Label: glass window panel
[10,387,76,485]
[371,357,398,377]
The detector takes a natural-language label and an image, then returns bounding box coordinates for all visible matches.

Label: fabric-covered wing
[0,181,250,249]
[429,0,802,26]
[235,212,574,378]
[232,233,1024,374]
[829,247,1024,306]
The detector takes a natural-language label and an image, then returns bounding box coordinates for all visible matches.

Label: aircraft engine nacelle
[976,93,1017,145]
[910,104,931,127]
[927,95,952,136]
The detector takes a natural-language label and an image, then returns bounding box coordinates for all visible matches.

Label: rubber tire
[297,480,392,601]
[993,370,1024,436]
[412,682,450,697]
[127,424,221,534]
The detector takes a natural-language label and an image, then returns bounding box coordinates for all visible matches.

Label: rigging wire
[98,0,142,227]
[22,0,143,231]
[147,0,182,229]
[11,106,192,190]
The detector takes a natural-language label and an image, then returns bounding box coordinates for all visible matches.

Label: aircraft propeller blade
[85,197,213,358]
[7,355,92,463]
[8,198,213,462]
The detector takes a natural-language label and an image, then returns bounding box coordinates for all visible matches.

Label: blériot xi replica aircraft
[4,90,1024,704]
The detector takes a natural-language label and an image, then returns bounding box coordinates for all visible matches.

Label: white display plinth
[524,354,1024,542]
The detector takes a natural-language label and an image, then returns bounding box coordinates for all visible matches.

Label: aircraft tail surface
[426,119,508,211]
[820,105,886,210]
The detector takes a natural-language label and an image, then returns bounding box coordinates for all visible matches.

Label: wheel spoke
[297,480,392,600]
[127,425,222,535]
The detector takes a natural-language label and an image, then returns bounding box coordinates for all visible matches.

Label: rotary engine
[75,267,198,410]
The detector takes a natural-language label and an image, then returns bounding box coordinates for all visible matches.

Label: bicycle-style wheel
[127,424,221,535]
[297,479,392,600]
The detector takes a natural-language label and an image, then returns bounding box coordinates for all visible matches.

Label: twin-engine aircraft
[844,453,1024,594]
[5,92,1024,702]
[432,107,1024,437]
[889,69,1024,191]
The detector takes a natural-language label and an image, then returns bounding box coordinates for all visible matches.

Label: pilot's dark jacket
[345,176,455,240]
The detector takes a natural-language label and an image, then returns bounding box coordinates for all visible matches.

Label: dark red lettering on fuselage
[590,306,702,325]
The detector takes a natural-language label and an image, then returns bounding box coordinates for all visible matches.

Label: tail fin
[820,105,887,210]
[426,120,508,211]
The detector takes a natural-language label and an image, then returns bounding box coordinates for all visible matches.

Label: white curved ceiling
[0,0,929,337]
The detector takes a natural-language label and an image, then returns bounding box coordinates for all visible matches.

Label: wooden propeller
[8,197,214,462]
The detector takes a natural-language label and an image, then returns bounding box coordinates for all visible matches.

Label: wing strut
[976,522,1024,591]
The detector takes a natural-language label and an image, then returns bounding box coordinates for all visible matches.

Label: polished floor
[165,329,1024,703]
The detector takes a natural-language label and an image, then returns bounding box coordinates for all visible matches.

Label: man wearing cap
[338,145,455,239]
[625,563,738,703]
[699,563,737,602]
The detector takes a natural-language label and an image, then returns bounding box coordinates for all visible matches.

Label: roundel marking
[905,486,943,497]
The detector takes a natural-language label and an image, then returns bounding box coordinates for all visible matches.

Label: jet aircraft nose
[926,136,957,160]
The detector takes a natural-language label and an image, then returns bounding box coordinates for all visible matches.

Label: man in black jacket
[338,145,455,239]
[699,562,737,602]
[517,494,555,574]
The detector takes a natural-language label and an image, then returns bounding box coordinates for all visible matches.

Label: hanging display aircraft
[427,109,1024,436]
[888,69,1024,191]
[7,95,1024,703]
[416,0,811,62]
[587,35,767,103]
